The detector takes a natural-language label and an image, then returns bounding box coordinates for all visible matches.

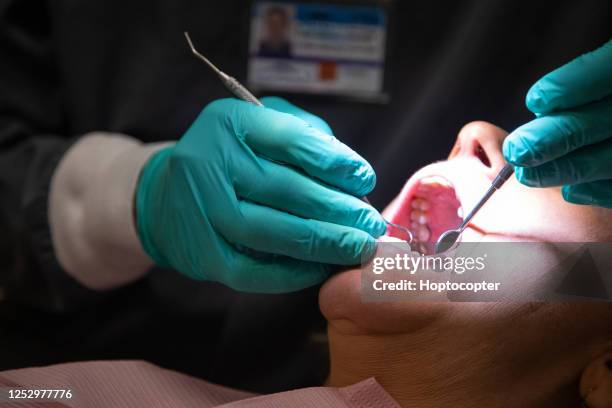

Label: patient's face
[320,122,612,335]
[384,121,612,250]
[321,121,612,407]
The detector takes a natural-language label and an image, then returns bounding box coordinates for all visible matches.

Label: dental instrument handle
[492,163,515,189]
[222,75,263,106]
[184,32,263,107]
[458,163,515,232]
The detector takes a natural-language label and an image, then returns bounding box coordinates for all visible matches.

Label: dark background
[0,0,610,394]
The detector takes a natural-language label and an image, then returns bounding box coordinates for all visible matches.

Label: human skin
[320,122,612,408]
[264,9,290,47]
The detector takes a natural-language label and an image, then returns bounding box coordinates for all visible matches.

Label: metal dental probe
[434,163,514,254]
[362,197,413,243]
[184,32,413,243]
[184,32,263,106]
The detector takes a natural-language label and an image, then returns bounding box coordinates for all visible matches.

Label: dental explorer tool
[362,197,413,243]
[434,163,514,254]
[184,32,263,106]
[184,32,412,243]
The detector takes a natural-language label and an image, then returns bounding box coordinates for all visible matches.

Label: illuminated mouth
[386,175,463,254]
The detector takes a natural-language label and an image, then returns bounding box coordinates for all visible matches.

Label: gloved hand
[136,96,386,293]
[503,40,612,208]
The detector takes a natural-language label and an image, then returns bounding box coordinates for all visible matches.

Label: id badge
[247,1,390,102]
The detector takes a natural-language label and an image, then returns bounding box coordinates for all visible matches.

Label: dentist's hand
[503,40,612,208]
[135,97,386,293]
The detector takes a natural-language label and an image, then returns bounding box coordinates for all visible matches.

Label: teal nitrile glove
[503,40,612,208]
[135,97,386,293]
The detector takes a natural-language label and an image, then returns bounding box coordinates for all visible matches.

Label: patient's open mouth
[387,176,463,254]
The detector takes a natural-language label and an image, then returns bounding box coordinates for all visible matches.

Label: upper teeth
[409,198,431,245]
[419,175,453,187]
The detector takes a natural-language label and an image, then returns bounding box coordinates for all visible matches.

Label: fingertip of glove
[503,128,542,166]
[369,214,388,238]
[290,263,331,293]
[515,166,550,188]
[337,230,378,265]
[526,82,545,113]
[561,185,591,206]
[360,216,386,240]
[300,263,332,288]
[501,137,516,163]
[513,166,530,185]
[316,264,332,281]
[502,134,526,165]
[360,235,378,263]
[526,80,556,115]
[352,163,377,197]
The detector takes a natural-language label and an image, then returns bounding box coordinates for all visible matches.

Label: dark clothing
[0,0,610,392]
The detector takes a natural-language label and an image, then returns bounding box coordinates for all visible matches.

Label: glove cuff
[135,146,175,267]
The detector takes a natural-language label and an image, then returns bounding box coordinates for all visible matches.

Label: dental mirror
[435,229,462,254]
[434,164,514,254]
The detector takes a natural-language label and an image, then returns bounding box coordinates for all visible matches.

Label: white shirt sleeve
[49,132,173,290]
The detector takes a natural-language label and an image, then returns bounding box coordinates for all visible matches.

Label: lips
[385,174,464,254]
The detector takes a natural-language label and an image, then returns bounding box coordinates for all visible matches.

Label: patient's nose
[448,121,508,179]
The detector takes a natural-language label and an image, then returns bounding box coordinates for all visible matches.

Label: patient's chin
[319,267,364,334]
[319,261,449,336]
